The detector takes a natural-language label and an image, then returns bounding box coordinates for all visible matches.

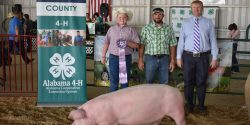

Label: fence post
[246,24,250,39]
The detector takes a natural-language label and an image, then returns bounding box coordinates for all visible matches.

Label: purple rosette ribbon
[117,38,127,84]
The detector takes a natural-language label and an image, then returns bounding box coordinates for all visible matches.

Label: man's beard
[153,19,163,24]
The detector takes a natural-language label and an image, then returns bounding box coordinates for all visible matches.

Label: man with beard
[138,8,177,84]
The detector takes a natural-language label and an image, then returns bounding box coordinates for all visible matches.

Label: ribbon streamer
[117,38,127,84]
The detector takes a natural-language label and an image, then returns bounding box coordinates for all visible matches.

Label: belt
[184,50,210,57]
[153,54,166,58]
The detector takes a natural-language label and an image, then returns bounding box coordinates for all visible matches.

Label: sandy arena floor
[0,59,249,125]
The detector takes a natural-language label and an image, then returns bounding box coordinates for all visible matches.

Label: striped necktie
[194,18,200,53]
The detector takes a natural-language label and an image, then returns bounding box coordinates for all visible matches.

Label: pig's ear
[68,109,86,120]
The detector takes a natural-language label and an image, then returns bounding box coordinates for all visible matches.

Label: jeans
[144,54,169,84]
[231,43,239,72]
[109,54,131,92]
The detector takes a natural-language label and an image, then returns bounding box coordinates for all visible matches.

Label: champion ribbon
[117,38,127,84]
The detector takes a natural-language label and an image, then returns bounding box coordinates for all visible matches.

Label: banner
[88,0,112,21]
[170,6,219,37]
[37,0,87,106]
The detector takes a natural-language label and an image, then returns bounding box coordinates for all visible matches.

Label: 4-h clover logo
[172,9,176,14]
[49,53,76,80]
[180,9,185,15]
[177,23,182,28]
[189,10,192,15]
[208,9,214,15]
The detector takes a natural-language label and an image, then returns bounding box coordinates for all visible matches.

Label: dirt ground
[0,96,248,125]
[0,59,249,125]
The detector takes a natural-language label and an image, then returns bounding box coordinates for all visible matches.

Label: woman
[228,23,240,73]
[101,8,139,92]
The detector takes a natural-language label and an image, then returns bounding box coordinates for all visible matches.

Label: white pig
[68,84,186,125]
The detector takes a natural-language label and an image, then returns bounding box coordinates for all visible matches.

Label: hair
[24,14,29,20]
[12,4,22,14]
[152,8,164,13]
[228,23,238,30]
[191,0,204,8]
[93,12,99,17]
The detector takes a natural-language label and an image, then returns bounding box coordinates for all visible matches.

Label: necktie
[194,18,200,53]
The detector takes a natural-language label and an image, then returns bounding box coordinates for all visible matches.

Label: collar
[192,16,202,21]
[152,21,166,28]
[115,24,128,29]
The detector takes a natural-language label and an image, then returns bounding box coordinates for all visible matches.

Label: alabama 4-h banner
[37,0,87,106]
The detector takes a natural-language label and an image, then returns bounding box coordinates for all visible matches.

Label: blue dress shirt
[177,16,218,60]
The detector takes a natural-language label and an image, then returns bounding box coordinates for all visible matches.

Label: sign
[170,6,219,37]
[37,0,87,106]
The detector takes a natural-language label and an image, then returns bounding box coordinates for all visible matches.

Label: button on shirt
[104,25,140,56]
[177,16,218,60]
[140,22,177,55]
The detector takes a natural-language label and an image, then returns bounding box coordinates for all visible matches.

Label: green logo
[180,9,185,15]
[172,9,176,14]
[49,53,76,80]
[177,23,182,28]
[208,9,214,15]
[189,10,192,15]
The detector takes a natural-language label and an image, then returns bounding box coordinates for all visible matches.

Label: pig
[68,84,186,125]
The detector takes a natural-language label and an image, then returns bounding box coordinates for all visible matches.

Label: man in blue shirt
[74,31,84,46]
[177,0,218,115]
[9,8,33,64]
[8,9,23,53]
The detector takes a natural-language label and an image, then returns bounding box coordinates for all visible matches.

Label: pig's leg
[168,109,186,125]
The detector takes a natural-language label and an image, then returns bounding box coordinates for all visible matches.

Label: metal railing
[231,38,250,81]
[0,34,37,94]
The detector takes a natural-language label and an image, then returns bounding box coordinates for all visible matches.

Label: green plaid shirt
[140,22,177,55]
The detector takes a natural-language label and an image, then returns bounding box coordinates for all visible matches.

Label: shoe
[185,104,194,114]
[197,105,208,116]
[199,109,208,116]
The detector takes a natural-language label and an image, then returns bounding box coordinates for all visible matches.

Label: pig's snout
[68,109,86,120]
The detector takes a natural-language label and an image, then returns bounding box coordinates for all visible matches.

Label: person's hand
[101,57,106,64]
[210,59,218,69]
[177,59,183,68]
[138,58,144,71]
[169,60,176,72]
